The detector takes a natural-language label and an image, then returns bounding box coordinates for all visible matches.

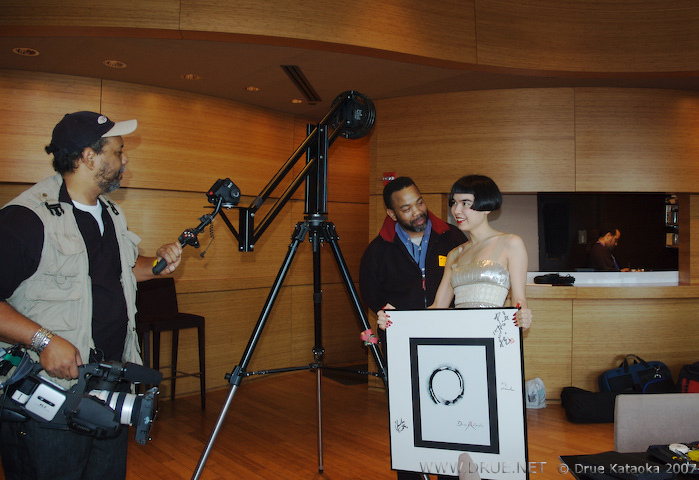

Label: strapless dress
[451,259,510,308]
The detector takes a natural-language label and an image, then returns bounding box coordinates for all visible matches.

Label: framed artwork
[386,308,528,480]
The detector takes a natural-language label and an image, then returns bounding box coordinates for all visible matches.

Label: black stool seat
[136,277,206,409]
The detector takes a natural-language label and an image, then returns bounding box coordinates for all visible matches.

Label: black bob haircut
[383,176,418,209]
[449,174,502,211]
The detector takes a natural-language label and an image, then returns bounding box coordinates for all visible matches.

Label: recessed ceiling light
[291,99,304,104]
[103,60,127,69]
[12,47,39,57]
[245,86,260,92]
[181,74,201,80]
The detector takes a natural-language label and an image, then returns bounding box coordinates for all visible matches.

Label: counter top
[524,271,699,299]
[527,271,678,286]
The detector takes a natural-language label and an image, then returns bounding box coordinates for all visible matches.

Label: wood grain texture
[0,70,102,184]
[521,299,573,399]
[145,281,370,396]
[180,0,477,63]
[291,118,371,205]
[575,88,699,192]
[101,80,298,195]
[373,89,577,194]
[0,0,181,30]
[678,194,699,285]
[6,0,699,75]
[104,373,612,480]
[476,0,699,72]
[572,298,699,391]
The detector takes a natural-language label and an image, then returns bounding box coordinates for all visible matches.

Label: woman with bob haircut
[377,174,532,330]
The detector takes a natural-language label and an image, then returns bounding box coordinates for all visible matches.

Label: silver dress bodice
[451,259,510,308]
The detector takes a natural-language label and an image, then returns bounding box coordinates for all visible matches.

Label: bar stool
[136,277,206,409]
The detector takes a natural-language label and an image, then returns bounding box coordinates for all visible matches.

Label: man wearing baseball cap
[0,111,183,480]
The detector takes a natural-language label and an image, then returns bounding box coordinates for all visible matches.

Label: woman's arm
[506,234,532,329]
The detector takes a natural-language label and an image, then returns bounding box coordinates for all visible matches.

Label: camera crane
[157,91,387,479]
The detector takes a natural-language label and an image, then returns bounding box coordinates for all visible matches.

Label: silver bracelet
[30,327,55,354]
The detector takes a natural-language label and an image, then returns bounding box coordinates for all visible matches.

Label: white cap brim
[102,119,137,138]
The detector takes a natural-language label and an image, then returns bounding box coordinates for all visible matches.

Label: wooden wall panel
[571,298,699,391]
[373,89,576,195]
[169,287,294,395]
[180,0,477,64]
[476,0,699,72]
[0,0,181,30]
[678,194,699,285]
[102,80,297,195]
[108,189,295,292]
[575,88,699,192]
[159,279,369,396]
[0,70,102,183]
[520,299,573,400]
[6,0,699,74]
[290,119,371,206]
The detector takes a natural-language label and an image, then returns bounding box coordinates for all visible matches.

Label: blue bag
[598,354,674,393]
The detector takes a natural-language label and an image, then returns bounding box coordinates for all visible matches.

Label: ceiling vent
[281,65,322,103]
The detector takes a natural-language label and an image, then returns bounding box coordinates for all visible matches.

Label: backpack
[676,361,699,393]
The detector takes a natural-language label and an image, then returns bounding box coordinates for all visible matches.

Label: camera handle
[152,198,224,274]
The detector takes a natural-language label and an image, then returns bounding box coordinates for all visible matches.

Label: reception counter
[522,271,699,400]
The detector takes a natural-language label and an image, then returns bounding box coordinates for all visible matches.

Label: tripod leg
[190,222,310,480]
[321,222,388,385]
[316,367,324,473]
[190,382,239,480]
[310,228,325,473]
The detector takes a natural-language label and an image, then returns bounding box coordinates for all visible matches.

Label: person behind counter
[587,223,629,272]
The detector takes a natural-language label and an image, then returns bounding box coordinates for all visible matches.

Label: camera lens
[89,390,148,426]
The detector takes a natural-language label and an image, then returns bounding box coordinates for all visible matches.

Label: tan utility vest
[3,174,142,389]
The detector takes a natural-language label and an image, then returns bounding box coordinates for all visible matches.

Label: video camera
[0,345,162,445]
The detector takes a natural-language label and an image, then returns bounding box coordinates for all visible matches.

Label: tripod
[185,92,388,479]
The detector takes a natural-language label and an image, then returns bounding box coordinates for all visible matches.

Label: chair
[614,393,699,452]
[136,277,206,409]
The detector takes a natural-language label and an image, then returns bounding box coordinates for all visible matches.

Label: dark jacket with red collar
[359,211,466,313]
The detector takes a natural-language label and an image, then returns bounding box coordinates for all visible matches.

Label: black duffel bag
[598,354,674,393]
[560,386,621,423]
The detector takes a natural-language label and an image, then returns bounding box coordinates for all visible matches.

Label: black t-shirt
[0,183,128,361]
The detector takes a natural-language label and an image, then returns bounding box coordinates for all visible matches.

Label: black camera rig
[0,344,162,445]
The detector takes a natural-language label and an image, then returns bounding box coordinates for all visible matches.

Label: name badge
[438,255,447,267]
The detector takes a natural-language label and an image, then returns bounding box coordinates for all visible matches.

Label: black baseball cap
[48,111,137,154]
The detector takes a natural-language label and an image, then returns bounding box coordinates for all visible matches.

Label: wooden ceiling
[2,0,699,118]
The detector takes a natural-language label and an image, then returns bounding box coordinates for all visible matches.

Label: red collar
[378,211,452,241]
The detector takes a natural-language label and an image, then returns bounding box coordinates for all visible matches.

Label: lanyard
[395,220,432,287]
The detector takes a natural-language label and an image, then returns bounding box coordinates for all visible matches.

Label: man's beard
[398,212,428,233]
[98,165,125,194]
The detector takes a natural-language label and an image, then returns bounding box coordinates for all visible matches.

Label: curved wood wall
[5,0,699,73]
[0,69,371,396]
[372,88,699,195]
